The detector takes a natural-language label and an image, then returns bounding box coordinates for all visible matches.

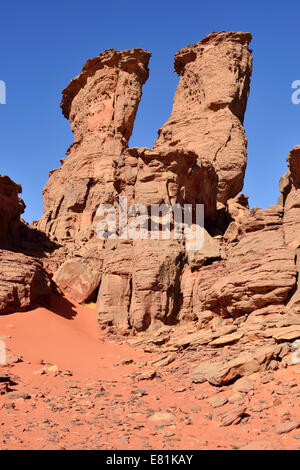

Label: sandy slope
[0,296,300,450]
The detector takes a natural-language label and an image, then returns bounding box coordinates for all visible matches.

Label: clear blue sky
[0,0,299,223]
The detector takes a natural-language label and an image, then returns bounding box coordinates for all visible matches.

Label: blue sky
[0,0,299,222]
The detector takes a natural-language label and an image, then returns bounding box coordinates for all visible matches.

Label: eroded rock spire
[155,31,253,204]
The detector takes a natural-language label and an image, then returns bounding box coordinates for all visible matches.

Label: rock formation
[1,30,300,394]
[154,31,253,204]
[280,146,300,313]
[3,30,300,371]
[281,146,300,249]
[0,249,51,314]
[38,48,152,244]
[34,31,256,333]
[190,205,297,319]
[3,33,300,448]
[0,177,51,314]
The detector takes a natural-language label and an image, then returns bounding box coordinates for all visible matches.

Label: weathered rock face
[281,146,300,249]
[0,249,51,314]
[78,142,219,329]
[0,175,25,248]
[35,42,221,330]
[223,192,250,241]
[0,176,52,314]
[97,239,186,332]
[154,31,253,204]
[191,343,287,386]
[38,32,252,244]
[280,146,300,312]
[179,204,298,322]
[194,205,297,318]
[53,259,101,304]
[114,147,218,219]
[38,48,151,244]
[35,32,300,338]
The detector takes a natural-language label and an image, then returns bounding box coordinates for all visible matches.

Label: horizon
[0,0,299,223]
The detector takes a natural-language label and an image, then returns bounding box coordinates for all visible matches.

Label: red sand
[1,296,300,450]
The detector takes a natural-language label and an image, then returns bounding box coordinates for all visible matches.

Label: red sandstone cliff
[154,31,253,204]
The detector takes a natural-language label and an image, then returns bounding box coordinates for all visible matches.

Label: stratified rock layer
[197,206,297,317]
[0,176,52,314]
[36,43,221,330]
[282,146,300,249]
[114,146,218,219]
[38,48,151,244]
[154,31,253,204]
[35,32,300,337]
[0,249,51,315]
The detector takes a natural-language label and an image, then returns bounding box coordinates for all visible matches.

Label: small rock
[137,369,156,381]
[162,430,175,437]
[131,389,147,396]
[219,405,247,426]
[209,395,228,408]
[148,412,175,423]
[33,370,46,376]
[228,392,246,404]
[174,386,186,393]
[232,376,254,394]
[47,365,59,373]
[121,359,134,365]
[150,355,175,368]
[275,421,300,435]
[7,391,30,400]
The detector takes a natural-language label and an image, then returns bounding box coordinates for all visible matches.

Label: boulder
[219,405,247,426]
[191,344,287,386]
[198,206,297,317]
[0,249,51,314]
[53,259,101,303]
[97,239,186,331]
[186,229,220,270]
[154,31,253,204]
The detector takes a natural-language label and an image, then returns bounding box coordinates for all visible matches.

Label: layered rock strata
[0,175,25,248]
[0,177,51,314]
[154,31,253,204]
[35,33,256,332]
